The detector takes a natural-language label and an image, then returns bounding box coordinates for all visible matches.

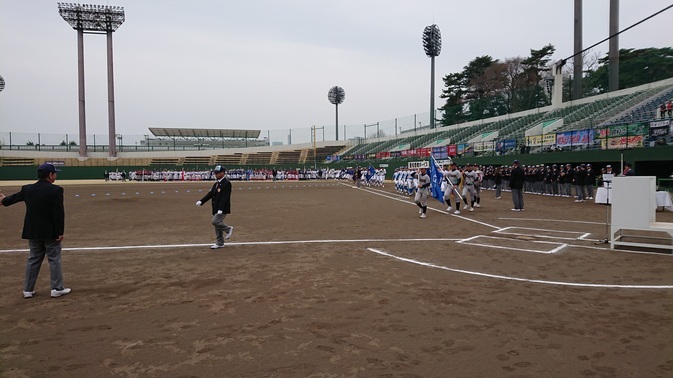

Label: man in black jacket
[509,160,525,211]
[574,164,587,202]
[196,165,234,249]
[0,163,71,299]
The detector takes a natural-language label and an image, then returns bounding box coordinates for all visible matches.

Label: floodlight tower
[328,86,345,141]
[422,24,441,129]
[58,3,125,157]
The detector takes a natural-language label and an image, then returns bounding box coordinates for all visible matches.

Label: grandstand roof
[149,127,261,139]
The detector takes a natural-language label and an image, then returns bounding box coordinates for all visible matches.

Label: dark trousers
[511,188,524,210]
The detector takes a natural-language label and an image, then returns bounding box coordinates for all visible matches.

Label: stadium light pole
[328,86,345,141]
[608,0,620,92]
[58,3,125,157]
[422,24,441,129]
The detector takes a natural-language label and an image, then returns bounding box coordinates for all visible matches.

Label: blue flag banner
[367,164,376,180]
[428,156,445,204]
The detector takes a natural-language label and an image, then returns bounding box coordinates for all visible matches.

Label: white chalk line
[345,183,501,230]
[0,238,461,254]
[494,226,596,242]
[349,185,671,256]
[456,235,567,254]
[365,247,673,289]
[499,217,605,225]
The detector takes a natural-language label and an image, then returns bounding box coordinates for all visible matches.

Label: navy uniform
[197,165,234,249]
[0,163,71,298]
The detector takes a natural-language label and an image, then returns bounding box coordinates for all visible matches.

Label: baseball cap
[212,165,226,173]
[512,160,520,165]
[37,163,60,174]
[606,165,612,168]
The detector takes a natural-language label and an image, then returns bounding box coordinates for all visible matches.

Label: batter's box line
[494,226,593,241]
[456,235,567,254]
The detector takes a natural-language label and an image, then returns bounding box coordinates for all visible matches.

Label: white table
[656,191,673,211]
[595,188,673,211]
[595,187,611,204]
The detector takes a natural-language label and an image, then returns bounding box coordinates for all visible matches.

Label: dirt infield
[1,180,672,377]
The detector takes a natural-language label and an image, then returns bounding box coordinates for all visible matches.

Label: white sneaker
[511,208,520,212]
[226,226,234,240]
[446,206,452,212]
[23,291,35,299]
[475,203,481,208]
[495,197,501,199]
[51,288,71,298]
[420,213,426,218]
[574,200,581,203]
[453,210,461,215]
[469,207,474,212]
[210,244,225,249]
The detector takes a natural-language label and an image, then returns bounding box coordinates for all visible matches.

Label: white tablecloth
[595,188,673,211]
[656,191,673,211]
[595,187,611,204]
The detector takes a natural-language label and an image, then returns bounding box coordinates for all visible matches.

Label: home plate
[457,235,567,254]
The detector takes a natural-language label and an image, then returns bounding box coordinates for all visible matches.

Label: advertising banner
[600,135,644,149]
[570,129,594,145]
[448,145,457,157]
[474,142,495,152]
[649,123,671,146]
[597,123,647,138]
[526,135,543,146]
[432,146,448,159]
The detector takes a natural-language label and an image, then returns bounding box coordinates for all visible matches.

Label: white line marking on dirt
[0,238,461,254]
[365,248,673,289]
[494,227,591,241]
[456,235,567,254]
[499,217,604,225]
[344,183,501,230]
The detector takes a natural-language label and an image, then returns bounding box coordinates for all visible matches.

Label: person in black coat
[585,164,596,199]
[574,164,587,202]
[196,165,233,249]
[0,163,71,299]
[509,160,525,211]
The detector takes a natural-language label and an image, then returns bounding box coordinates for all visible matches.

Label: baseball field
[1,179,672,377]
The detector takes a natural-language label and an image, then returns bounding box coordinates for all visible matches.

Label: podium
[610,177,673,252]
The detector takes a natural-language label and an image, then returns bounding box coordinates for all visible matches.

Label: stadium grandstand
[1,77,672,181]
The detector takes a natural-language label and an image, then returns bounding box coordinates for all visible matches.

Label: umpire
[196,165,234,249]
[0,163,71,299]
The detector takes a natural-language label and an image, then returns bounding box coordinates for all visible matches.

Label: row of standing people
[401,161,636,219]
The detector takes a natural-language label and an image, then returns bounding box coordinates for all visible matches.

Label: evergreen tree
[583,47,673,93]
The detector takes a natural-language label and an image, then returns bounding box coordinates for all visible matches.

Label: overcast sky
[1,0,671,143]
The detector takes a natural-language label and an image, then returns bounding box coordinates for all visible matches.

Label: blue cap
[37,163,60,173]
[212,165,226,173]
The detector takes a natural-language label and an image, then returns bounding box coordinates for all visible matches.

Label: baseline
[0,237,461,254]
[345,183,501,230]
